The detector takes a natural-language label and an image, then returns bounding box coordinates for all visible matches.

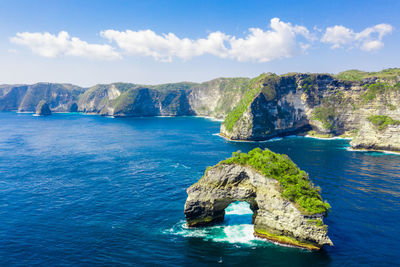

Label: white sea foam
[304,135,352,140]
[214,133,283,143]
[172,163,191,169]
[212,224,256,244]
[225,201,252,215]
[198,116,224,122]
[165,202,267,246]
[346,147,400,155]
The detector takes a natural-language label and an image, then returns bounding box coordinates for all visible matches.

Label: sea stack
[35,100,52,116]
[184,148,333,250]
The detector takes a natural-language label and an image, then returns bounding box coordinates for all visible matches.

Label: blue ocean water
[0,112,399,266]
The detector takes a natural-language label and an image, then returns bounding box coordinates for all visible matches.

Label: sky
[1,0,399,86]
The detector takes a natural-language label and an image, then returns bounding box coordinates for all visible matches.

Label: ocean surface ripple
[0,113,399,266]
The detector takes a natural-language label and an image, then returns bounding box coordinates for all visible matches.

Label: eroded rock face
[184,164,333,250]
[35,100,51,115]
[220,74,400,153]
[351,121,400,151]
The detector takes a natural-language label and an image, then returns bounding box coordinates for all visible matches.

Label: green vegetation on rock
[220,148,330,215]
[367,115,400,131]
[312,106,336,130]
[253,227,321,250]
[307,130,333,138]
[222,73,279,132]
[336,68,400,81]
[301,76,314,92]
[360,82,400,104]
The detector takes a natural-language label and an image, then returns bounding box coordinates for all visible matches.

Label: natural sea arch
[184,164,333,250]
[224,201,255,225]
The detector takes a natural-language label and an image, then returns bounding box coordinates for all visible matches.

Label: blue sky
[1,0,399,86]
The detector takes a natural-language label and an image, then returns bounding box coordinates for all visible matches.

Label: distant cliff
[1,68,400,152]
[77,78,250,118]
[0,78,249,118]
[0,83,83,112]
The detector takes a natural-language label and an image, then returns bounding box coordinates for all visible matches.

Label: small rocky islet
[1,68,399,152]
[35,100,52,116]
[184,148,332,250]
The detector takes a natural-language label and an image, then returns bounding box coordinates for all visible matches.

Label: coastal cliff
[77,78,250,117]
[220,69,400,152]
[35,100,52,116]
[184,148,332,250]
[1,68,399,151]
[0,83,83,113]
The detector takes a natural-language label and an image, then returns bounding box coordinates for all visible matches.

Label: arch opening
[224,201,254,225]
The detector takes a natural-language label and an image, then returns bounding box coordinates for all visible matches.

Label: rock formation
[184,148,333,250]
[1,68,400,151]
[35,100,51,115]
[220,69,400,152]
[350,116,400,151]
[69,102,78,112]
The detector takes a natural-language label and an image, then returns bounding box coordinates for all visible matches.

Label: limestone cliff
[350,116,400,151]
[1,68,400,151]
[77,79,249,118]
[220,69,400,152]
[78,83,196,117]
[0,83,83,113]
[35,100,52,115]
[184,148,332,250]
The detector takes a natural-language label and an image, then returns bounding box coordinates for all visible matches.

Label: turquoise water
[0,112,399,266]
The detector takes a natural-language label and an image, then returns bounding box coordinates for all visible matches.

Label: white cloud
[101,29,230,62]
[9,19,393,62]
[321,23,392,51]
[101,18,315,62]
[10,31,121,60]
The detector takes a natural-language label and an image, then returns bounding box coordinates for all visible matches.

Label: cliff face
[78,83,196,117]
[350,119,400,151]
[77,79,249,118]
[35,100,52,116]
[1,69,400,151]
[0,79,248,118]
[0,83,83,112]
[220,70,400,151]
[188,78,250,119]
[184,149,332,250]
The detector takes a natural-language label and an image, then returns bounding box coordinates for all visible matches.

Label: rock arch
[184,164,333,250]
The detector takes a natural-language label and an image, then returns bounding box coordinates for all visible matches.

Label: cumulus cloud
[321,23,393,51]
[10,31,121,60]
[9,19,393,62]
[101,18,315,62]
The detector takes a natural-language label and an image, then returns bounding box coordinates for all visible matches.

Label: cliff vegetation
[220,148,331,215]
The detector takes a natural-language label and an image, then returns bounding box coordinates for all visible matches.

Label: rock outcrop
[35,100,51,115]
[350,119,400,151]
[220,69,400,152]
[1,68,400,152]
[0,83,84,112]
[184,148,333,250]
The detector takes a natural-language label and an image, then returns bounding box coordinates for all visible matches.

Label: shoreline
[7,111,400,155]
[346,147,400,155]
[304,134,352,141]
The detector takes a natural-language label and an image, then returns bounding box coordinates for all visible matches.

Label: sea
[0,112,399,266]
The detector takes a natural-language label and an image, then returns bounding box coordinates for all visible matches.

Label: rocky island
[184,148,332,250]
[1,68,399,152]
[35,100,52,116]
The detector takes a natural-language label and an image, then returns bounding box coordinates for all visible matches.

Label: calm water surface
[0,113,399,266]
